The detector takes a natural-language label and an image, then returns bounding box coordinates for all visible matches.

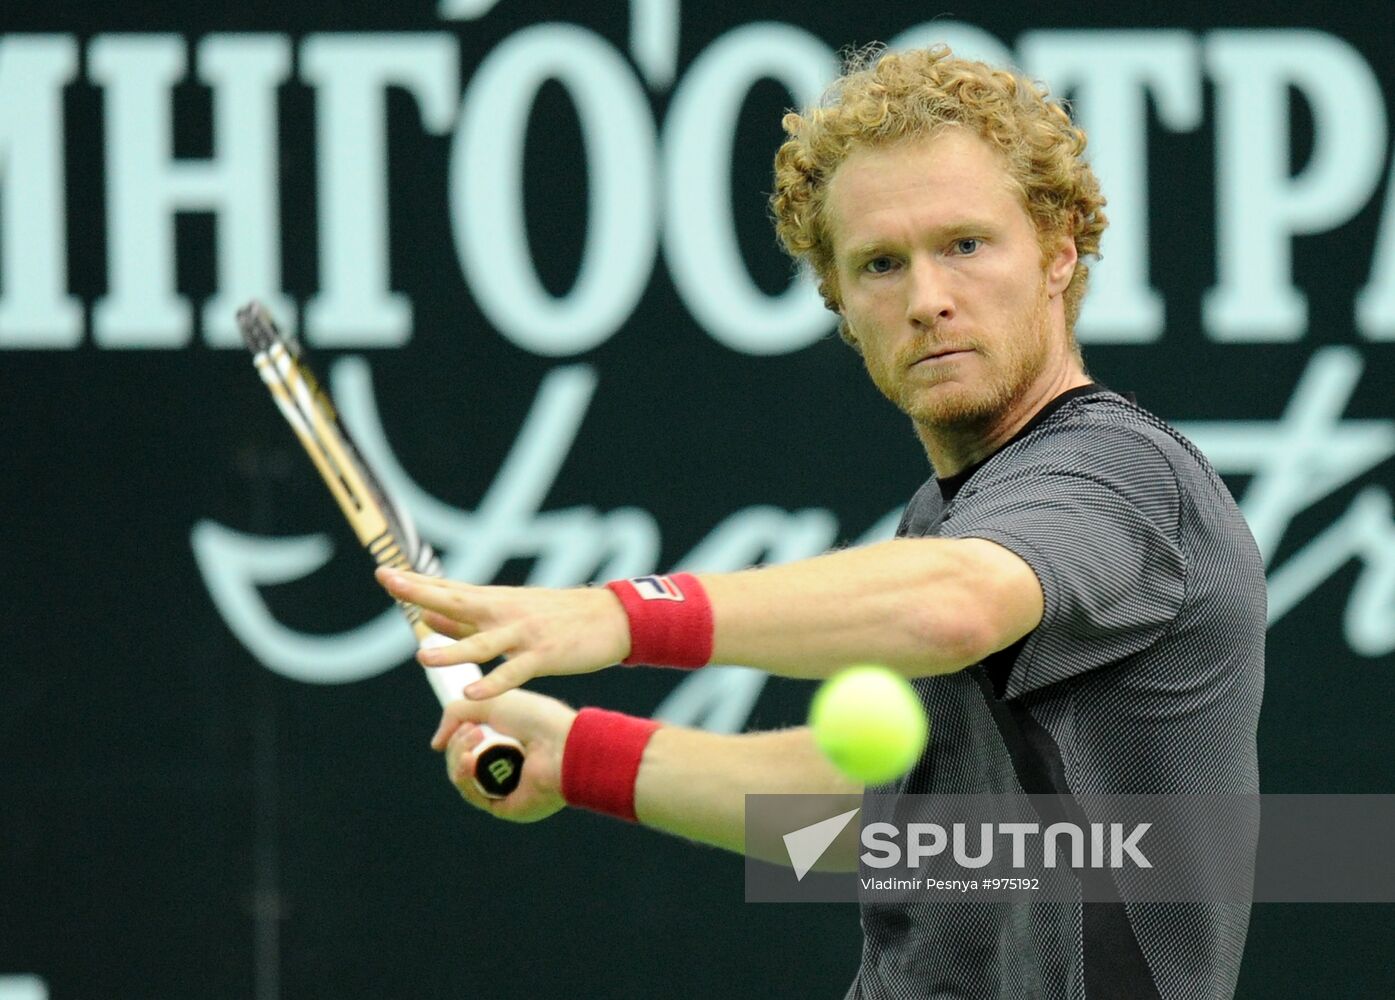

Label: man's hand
[377,567,631,698]
[433,688,578,823]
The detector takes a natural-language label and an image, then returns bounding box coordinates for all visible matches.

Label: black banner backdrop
[2,1,1392,997]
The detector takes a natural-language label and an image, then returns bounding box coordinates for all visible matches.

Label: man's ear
[838,314,863,354]
[1045,235,1078,297]
[821,276,860,353]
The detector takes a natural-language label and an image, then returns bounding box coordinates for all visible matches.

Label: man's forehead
[825,130,1025,245]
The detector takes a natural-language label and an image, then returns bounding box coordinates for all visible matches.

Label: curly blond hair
[771,44,1107,340]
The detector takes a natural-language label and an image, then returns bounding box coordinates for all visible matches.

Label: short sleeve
[939,435,1186,700]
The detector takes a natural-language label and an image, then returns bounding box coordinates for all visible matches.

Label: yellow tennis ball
[809,665,930,785]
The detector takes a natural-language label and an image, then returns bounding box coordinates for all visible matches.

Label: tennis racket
[236,300,524,799]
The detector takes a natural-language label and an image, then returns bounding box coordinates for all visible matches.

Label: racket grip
[418,633,525,800]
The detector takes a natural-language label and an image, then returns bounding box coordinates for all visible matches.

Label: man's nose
[905,256,955,329]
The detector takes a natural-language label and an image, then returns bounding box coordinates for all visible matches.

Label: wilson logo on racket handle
[474,738,525,798]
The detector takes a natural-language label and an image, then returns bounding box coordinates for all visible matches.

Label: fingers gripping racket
[236,300,524,799]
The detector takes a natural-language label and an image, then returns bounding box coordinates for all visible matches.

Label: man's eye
[864,257,896,274]
[953,238,981,255]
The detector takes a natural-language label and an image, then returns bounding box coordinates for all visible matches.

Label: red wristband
[604,573,714,668]
[561,707,661,822]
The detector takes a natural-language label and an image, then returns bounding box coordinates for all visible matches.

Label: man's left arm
[376,536,1042,698]
[703,536,1041,677]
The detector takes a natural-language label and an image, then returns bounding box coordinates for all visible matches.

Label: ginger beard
[852,272,1055,433]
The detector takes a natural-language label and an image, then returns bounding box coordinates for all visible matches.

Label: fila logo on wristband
[631,575,685,601]
[604,572,714,668]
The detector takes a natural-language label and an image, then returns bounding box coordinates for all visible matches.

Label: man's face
[825,129,1075,430]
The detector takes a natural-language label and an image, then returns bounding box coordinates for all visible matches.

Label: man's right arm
[436,688,861,866]
[635,724,863,856]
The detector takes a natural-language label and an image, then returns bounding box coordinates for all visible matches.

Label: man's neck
[915,362,1092,477]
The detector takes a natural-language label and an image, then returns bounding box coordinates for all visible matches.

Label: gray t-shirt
[847,385,1265,1000]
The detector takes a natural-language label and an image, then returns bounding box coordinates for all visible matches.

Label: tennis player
[379,45,1264,999]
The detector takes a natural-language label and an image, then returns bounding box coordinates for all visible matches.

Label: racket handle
[418,633,525,800]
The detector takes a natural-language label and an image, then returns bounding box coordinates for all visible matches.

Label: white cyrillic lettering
[1203,30,1386,341]
[301,34,459,347]
[0,36,81,348]
[89,34,293,348]
[452,24,656,357]
[1022,31,1203,343]
[662,23,836,355]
